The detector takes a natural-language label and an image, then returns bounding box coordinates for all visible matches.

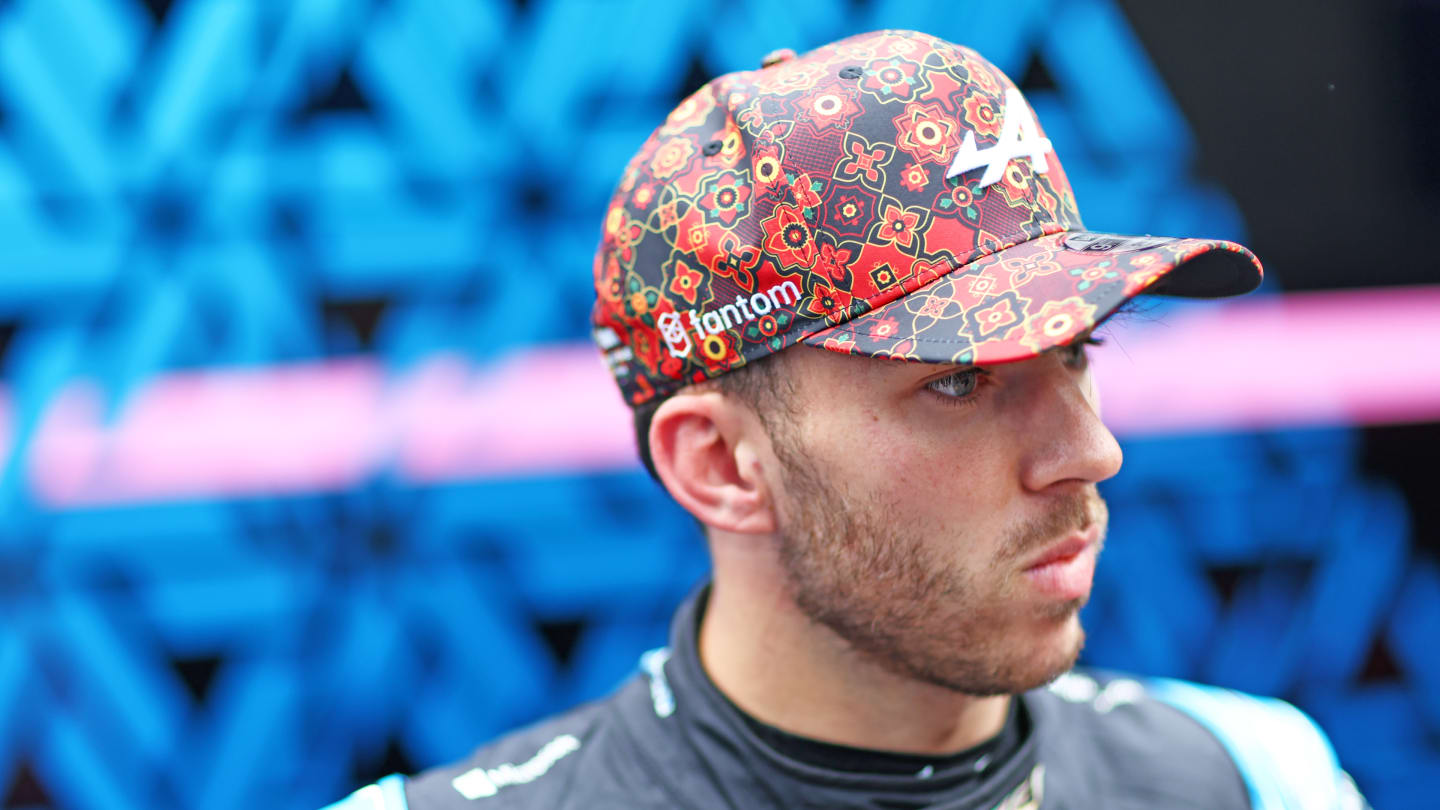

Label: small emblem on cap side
[1062,233,1175,254]
[657,312,693,359]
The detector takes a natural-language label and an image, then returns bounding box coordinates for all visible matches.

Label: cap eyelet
[702,140,723,156]
[838,65,864,79]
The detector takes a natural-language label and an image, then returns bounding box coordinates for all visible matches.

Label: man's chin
[998,613,1087,694]
[896,618,1088,697]
[1022,595,1090,642]
[1036,616,1087,681]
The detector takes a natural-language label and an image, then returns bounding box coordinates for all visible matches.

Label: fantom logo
[658,280,801,360]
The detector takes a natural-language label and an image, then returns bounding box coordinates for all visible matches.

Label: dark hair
[631,397,669,482]
[632,352,794,482]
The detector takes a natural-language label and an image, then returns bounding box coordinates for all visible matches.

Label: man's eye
[926,369,982,399]
[1060,336,1103,369]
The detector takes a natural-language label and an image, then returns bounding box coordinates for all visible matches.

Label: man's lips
[1022,524,1102,601]
[1024,530,1094,569]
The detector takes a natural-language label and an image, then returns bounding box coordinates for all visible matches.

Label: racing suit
[327,587,1368,809]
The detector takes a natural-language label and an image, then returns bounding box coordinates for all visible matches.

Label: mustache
[1002,491,1108,562]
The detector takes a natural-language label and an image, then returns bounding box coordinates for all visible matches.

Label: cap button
[760,48,797,68]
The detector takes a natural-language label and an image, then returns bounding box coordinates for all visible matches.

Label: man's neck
[696,567,1011,756]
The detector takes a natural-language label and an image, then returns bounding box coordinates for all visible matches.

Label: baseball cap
[591,29,1262,406]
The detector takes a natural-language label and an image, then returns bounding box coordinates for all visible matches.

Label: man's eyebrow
[903,360,992,387]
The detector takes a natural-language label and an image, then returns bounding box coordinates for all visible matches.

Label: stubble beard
[770,432,1105,697]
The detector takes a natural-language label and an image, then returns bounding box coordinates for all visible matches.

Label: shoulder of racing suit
[321,667,1367,810]
[1034,669,1368,810]
[321,675,659,810]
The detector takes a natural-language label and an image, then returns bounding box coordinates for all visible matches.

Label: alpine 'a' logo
[946,87,1053,188]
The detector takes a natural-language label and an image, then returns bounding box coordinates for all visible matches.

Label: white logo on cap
[946,87,1052,188]
[659,281,802,359]
[657,311,693,359]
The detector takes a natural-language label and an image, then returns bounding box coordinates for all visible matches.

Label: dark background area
[1119,0,1440,290]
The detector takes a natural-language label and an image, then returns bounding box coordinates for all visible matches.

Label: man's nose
[1016,356,1124,494]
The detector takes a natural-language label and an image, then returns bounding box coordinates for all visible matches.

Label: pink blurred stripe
[390,349,634,481]
[26,361,392,505]
[2,286,1437,507]
[16,348,635,506]
[1091,286,1440,433]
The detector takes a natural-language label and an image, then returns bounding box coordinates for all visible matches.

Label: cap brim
[802,231,1262,366]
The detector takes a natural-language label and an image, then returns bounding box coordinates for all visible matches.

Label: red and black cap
[591,30,1261,406]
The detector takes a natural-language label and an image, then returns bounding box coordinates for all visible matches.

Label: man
[328,30,1367,809]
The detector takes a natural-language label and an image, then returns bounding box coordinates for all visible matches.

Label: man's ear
[649,391,776,535]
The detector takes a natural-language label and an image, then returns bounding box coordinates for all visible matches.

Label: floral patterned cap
[592,29,1262,406]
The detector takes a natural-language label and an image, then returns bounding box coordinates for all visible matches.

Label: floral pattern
[697,170,752,226]
[761,204,819,270]
[960,89,1004,139]
[667,258,706,305]
[821,182,878,240]
[813,232,1259,366]
[900,162,930,193]
[800,279,854,323]
[893,100,960,165]
[794,85,864,132]
[860,55,926,101]
[835,132,896,189]
[649,137,695,180]
[592,30,1262,405]
[874,202,923,250]
[1019,296,1098,354]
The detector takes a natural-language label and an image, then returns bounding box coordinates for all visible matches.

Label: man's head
[645,329,1117,695]
[593,30,1261,696]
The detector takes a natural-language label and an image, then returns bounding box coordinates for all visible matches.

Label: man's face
[761,340,1121,696]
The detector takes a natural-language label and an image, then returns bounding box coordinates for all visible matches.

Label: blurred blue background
[0,1,1436,808]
